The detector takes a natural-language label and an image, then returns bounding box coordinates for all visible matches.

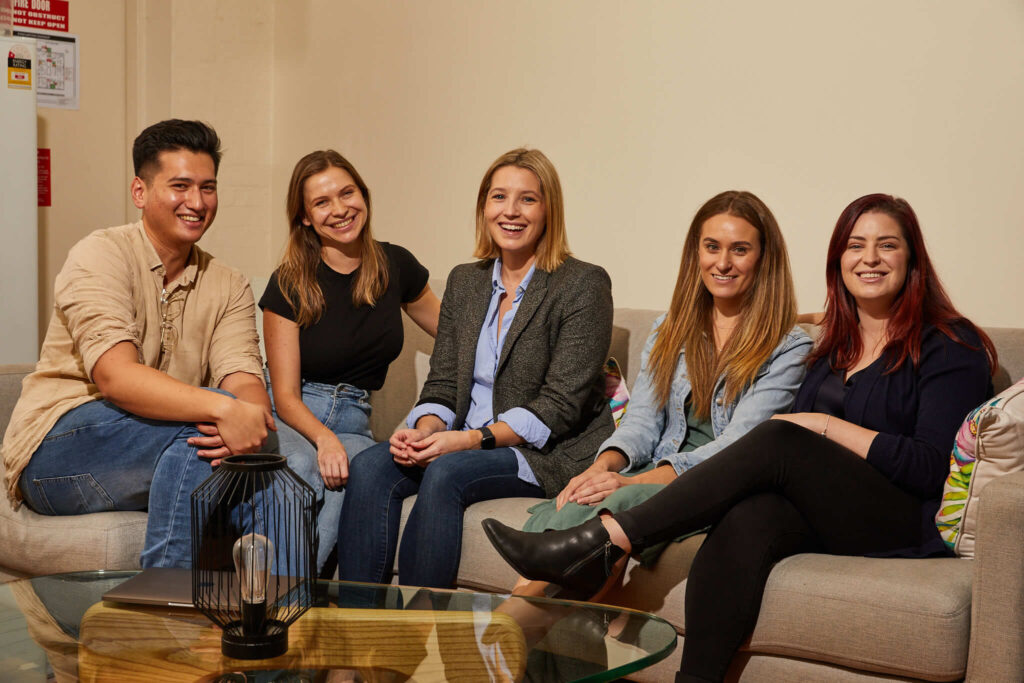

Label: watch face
[480,427,496,449]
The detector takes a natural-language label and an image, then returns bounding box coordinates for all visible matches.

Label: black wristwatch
[478,426,496,450]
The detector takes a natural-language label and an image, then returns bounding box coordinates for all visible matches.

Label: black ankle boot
[482,517,626,599]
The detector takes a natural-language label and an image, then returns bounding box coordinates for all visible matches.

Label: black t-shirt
[259,242,429,391]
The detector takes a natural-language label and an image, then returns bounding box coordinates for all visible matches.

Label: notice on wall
[38,148,51,207]
[10,0,69,32]
[12,28,77,109]
[6,40,32,89]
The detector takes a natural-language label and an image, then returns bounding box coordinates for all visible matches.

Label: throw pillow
[604,357,630,428]
[935,377,1024,558]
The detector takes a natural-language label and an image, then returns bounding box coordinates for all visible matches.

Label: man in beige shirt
[1,119,274,567]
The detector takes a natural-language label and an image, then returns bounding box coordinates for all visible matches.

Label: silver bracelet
[821,415,831,437]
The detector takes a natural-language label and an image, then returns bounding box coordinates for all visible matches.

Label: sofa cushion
[1,366,149,576]
[750,554,972,680]
[936,377,1024,558]
[0,458,147,576]
[413,492,972,681]
[611,548,971,681]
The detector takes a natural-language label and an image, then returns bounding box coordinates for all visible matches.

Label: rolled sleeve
[407,402,456,430]
[498,407,552,449]
[209,274,265,388]
[55,234,142,379]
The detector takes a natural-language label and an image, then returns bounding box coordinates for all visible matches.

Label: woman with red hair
[483,193,997,683]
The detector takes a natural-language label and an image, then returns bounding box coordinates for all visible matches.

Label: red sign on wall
[11,0,69,33]
[38,148,51,207]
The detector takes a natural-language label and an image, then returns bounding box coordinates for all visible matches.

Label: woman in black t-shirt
[260,150,439,575]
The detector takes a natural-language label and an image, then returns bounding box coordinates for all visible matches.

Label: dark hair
[132,119,222,182]
[807,193,997,375]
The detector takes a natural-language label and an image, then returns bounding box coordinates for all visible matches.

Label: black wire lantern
[191,453,316,659]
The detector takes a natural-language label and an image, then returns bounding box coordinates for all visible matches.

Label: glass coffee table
[0,570,676,682]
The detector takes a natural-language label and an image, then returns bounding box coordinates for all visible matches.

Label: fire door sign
[10,0,69,33]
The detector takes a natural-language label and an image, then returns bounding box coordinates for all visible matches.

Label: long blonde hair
[473,148,571,271]
[648,191,797,418]
[277,150,389,327]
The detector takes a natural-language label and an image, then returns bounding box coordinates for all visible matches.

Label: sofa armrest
[966,469,1024,681]
[0,363,33,437]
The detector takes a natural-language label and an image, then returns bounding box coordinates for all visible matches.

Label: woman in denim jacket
[485,194,996,682]
[513,190,811,597]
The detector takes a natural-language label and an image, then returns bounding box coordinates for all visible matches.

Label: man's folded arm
[92,342,270,454]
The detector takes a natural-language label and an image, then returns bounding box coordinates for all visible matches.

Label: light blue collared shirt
[407,259,549,485]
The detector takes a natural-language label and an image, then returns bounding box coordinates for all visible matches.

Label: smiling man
[1,120,274,568]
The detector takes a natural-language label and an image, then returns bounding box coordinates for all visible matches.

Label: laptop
[102,567,197,608]
[102,568,300,608]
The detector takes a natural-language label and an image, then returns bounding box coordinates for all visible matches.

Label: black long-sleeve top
[794,324,992,556]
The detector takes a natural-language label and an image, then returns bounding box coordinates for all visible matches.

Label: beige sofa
[2,312,1023,682]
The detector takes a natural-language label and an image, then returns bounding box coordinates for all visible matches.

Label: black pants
[614,419,927,682]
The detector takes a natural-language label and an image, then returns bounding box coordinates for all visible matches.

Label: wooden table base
[78,602,526,682]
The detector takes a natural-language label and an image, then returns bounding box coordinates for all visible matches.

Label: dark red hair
[807,194,997,375]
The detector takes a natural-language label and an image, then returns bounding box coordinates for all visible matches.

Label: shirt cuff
[498,407,551,449]
[511,448,540,486]
[656,452,690,476]
[407,403,455,430]
[599,447,632,473]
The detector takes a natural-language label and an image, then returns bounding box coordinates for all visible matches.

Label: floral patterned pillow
[604,357,630,428]
[936,377,1024,558]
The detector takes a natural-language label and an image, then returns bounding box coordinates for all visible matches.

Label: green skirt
[523,481,706,567]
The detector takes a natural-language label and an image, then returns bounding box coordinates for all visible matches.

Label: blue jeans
[267,375,375,575]
[336,443,545,588]
[19,389,243,568]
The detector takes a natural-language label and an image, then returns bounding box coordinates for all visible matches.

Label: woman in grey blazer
[336,148,615,588]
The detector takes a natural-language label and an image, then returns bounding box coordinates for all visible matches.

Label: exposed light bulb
[233,533,275,634]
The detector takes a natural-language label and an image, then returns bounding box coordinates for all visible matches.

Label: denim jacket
[600,315,812,475]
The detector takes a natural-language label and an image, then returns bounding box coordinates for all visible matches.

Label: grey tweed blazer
[416,256,616,497]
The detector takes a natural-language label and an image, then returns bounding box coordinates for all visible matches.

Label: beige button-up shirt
[2,222,264,503]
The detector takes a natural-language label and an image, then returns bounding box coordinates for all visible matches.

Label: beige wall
[270,0,1024,327]
[39,0,1024,337]
[36,0,127,340]
[125,0,276,279]
[36,0,276,344]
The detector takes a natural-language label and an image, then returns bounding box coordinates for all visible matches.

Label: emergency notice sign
[10,0,69,33]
